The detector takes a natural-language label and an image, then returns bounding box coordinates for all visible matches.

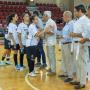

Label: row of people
[0,11,57,76]
[58,4,90,89]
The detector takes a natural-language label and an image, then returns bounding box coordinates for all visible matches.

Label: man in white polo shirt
[43,11,57,76]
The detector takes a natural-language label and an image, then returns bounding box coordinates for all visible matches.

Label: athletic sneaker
[15,65,20,71]
[0,61,6,66]
[28,72,37,77]
[35,63,42,67]
[40,64,47,69]
[5,61,12,65]
[33,70,40,74]
[20,67,24,71]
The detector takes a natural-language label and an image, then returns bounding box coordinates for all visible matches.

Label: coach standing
[58,11,74,83]
[43,11,57,76]
[70,5,90,89]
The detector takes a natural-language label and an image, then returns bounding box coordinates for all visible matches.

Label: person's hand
[20,43,23,48]
[13,42,16,49]
[79,38,87,44]
[44,28,49,33]
[70,32,77,37]
[38,28,42,32]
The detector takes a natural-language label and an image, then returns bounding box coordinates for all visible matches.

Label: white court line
[0,87,2,90]
[25,74,40,90]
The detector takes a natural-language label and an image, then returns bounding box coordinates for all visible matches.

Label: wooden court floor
[0,44,90,90]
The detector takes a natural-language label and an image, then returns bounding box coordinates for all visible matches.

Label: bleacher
[0,1,64,29]
[0,1,30,29]
[36,3,64,29]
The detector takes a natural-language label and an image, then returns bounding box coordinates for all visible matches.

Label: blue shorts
[4,38,11,49]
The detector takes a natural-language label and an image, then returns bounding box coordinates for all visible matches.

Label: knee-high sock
[14,54,18,66]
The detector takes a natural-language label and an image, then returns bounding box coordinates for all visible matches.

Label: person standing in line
[26,15,43,77]
[58,11,74,83]
[0,26,12,65]
[85,5,90,81]
[33,11,47,68]
[70,4,90,89]
[8,13,20,70]
[17,13,30,71]
[43,11,57,76]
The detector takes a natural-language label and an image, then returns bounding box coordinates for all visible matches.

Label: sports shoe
[64,78,73,83]
[15,65,20,71]
[70,81,80,85]
[33,70,40,74]
[0,61,6,66]
[5,61,12,65]
[35,63,42,67]
[58,74,68,78]
[47,72,56,76]
[40,64,47,69]
[20,67,24,71]
[74,84,85,89]
[28,72,37,77]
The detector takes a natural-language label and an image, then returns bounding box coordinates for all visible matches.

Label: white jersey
[17,22,29,46]
[4,27,10,41]
[8,23,19,45]
[26,23,39,47]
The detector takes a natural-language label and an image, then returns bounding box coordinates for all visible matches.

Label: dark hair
[22,12,29,18]
[75,4,86,13]
[33,11,39,16]
[7,13,16,25]
[22,12,30,21]
[30,15,37,23]
[88,5,90,9]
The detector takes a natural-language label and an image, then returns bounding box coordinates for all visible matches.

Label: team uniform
[73,15,90,86]
[60,20,74,82]
[4,27,11,50]
[17,22,29,69]
[26,23,39,76]
[36,17,47,67]
[44,18,57,73]
[0,27,12,66]
[8,22,19,68]
[8,23,19,50]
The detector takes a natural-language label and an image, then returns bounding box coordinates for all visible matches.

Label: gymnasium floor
[0,44,90,90]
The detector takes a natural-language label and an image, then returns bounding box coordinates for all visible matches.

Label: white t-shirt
[8,23,19,45]
[17,22,29,46]
[26,23,39,47]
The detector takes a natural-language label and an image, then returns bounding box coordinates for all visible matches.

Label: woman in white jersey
[26,15,43,77]
[8,14,20,70]
[17,13,30,71]
[0,27,11,65]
